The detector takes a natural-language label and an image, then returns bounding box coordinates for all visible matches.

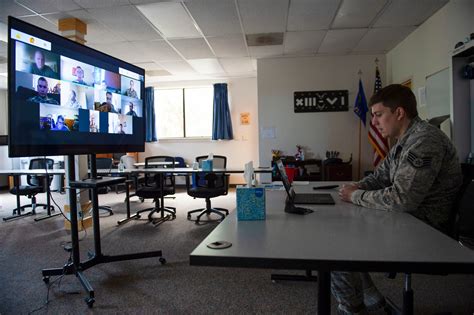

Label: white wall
[387,0,473,161]
[387,0,473,118]
[257,54,386,180]
[143,77,259,184]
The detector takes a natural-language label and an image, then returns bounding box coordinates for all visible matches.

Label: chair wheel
[85,297,95,308]
[159,257,166,265]
[42,276,50,284]
[140,198,144,203]
[136,215,141,219]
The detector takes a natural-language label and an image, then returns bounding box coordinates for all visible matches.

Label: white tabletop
[190,184,474,274]
[0,169,65,175]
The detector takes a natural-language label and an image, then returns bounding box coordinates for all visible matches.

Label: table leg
[318,270,331,315]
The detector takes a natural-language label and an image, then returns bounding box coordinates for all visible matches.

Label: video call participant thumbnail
[28,76,59,104]
[51,115,70,131]
[16,42,60,79]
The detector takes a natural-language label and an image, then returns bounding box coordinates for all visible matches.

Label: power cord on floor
[28,250,74,314]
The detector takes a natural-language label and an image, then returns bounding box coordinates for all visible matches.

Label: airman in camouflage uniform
[333,84,462,315]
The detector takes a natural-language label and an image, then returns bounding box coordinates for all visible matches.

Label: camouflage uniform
[332,116,462,314]
[28,95,59,105]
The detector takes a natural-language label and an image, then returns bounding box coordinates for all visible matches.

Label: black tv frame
[8,16,146,157]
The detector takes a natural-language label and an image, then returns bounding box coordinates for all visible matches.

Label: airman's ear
[396,107,406,121]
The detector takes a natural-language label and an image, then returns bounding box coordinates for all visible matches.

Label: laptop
[275,160,335,205]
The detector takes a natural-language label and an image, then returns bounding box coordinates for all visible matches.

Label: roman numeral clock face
[294,90,348,113]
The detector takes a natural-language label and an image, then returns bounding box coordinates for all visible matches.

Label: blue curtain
[144,87,157,142]
[212,83,233,140]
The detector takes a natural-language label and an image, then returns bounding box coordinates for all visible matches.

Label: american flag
[368,66,389,167]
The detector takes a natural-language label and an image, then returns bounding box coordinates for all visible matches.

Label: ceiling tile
[353,26,416,52]
[130,40,182,61]
[168,38,214,59]
[57,9,125,43]
[0,1,35,23]
[16,0,81,14]
[318,29,368,53]
[238,0,289,34]
[159,60,197,75]
[87,5,162,41]
[283,30,326,54]
[332,0,387,29]
[248,45,283,58]
[219,57,254,73]
[72,0,130,9]
[208,35,248,58]
[188,58,225,74]
[145,69,171,77]
[133,61,164,71]
[18,14,65,34]
[88,41,138,61]
[373,0,448,27]
[186,0,242,36]
[287,0,341,31]
[137,2,201,39]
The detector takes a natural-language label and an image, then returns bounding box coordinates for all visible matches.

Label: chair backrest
[456,180,474,240]
[120,155,137,169]
[96,157,113,170]
[28,158,54,188]
[196,155,227,168]
[144,156,175,187]
[174,156,186,168]
[194,155,227,188]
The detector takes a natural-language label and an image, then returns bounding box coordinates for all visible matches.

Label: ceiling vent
[246,33,284,46]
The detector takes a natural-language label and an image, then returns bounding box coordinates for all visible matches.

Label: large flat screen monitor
[8,16,146,157]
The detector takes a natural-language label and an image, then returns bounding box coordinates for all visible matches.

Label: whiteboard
[426,67,450,119]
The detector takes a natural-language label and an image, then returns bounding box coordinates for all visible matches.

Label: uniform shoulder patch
[407,151,432,168]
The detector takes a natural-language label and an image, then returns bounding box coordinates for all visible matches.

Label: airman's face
[37,79,48,97]
[371,102,403,138]
[34,51,45,69]
[57,118,64,129]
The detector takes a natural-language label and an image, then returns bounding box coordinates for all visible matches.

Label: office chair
[134,156,176,223]
[119,155,145,200]
[9,158,55,216]
[186,155,229,223]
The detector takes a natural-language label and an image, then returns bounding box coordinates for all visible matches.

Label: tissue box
[236,186,266,221]
[202,159,213,171]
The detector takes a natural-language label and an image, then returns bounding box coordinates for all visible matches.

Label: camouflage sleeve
[357,152,392,190]
[351,137,443,212]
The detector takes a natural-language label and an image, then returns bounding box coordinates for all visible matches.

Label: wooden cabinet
[322,163,352,181]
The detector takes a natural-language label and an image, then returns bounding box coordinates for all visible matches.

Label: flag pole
[357,69,363,181]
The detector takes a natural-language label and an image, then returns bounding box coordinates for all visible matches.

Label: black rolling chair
[9,158,55,216]
[186,155,229,223]
[134,156,176,223]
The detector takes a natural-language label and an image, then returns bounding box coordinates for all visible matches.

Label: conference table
[0,169,65,221]
[189,183,474,315]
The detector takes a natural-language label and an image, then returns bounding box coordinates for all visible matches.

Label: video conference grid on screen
[13,38,143,135]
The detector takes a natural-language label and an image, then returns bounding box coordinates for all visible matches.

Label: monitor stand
[284,199,313,215]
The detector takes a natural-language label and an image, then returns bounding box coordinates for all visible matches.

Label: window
[155,87,213,139]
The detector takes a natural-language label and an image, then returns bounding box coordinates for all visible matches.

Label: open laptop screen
[275,160,295,200]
